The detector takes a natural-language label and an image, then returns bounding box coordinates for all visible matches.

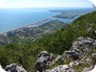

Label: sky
[0,0,95,8]
[89,0,96,7]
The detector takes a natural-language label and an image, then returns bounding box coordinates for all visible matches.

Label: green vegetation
[0,20,65,46]
[51,9,94,19]
[35,11,96,54]
[0,11,96,72]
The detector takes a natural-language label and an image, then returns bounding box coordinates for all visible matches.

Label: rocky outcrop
[44,37,96,72]
[61,37,96,61]
[1,37,96,72]
[82,67,90,72]
[92,53,96,65]
[34,51,55,72]
[5,63,27,72]
[46,65,75,72]
[71,37,96,49]
[64,50,79,60]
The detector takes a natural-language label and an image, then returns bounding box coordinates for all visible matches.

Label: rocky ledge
[34,37,96,72]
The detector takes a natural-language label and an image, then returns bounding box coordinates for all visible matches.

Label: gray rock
[92,53,96,65]
[54,55,64,63]
[64,50,79,60]
[95,30,96,34]
[71,37,96,50]
[34,37,96,72]
[5,63,27,72]
[82,67,90,72]
[86,58,92,63]
[93,40,96,47]
[68,37,96,59]
[34,51,55,72]
[46,65,75,72]
[69,60,82,67]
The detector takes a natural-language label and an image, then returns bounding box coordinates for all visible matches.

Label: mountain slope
[0,11,96,72]
[35,11,96,54]
[0,20,65,46]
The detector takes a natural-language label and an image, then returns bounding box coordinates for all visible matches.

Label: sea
[0,7,95,33]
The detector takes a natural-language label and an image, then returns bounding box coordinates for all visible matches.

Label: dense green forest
[0,11,96,71]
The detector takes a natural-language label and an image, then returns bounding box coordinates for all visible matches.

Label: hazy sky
[0,0,94,8]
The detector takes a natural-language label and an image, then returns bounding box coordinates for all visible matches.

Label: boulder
[5,63,27,72]
[63,37,96,60]
[34,51,55,72]
[71,37,96,50]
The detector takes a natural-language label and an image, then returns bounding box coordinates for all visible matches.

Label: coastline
[0,15,57,35]
[0,8,94,35]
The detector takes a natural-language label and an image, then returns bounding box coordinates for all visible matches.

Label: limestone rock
[34,51,55,72]
[46,65,75,72]
[92,53,96,65]
[72,37,95,50]
[64,50,79,60]
[5,63,27,72]
[82,67,90,72]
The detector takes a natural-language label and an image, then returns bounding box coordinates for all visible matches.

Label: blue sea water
[0,8,94,33]
[0,8,58,33]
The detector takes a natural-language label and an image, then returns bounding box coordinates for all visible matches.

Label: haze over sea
[0,7,94,33]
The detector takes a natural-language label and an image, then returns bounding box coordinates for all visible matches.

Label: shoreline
[0,8,94,35]
[0,15,57,35]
